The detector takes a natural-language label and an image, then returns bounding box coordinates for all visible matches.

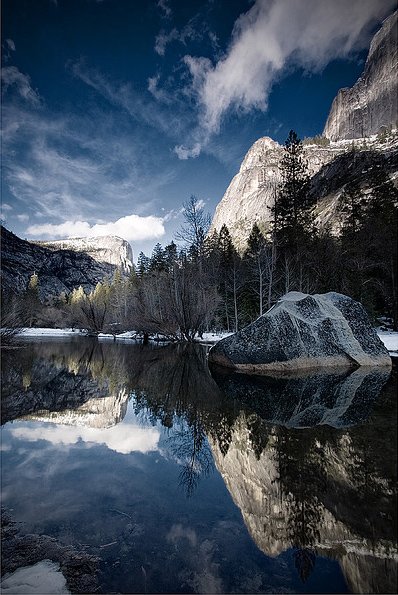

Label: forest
[3,131,398,340]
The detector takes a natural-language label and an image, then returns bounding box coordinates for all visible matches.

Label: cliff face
[210,134,398,249]
[323,11,398,141]
[37,235,133,274]
[0,226,127,299]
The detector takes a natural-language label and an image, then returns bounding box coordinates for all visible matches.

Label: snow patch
[0,560,70,594]
[377,331,398,355]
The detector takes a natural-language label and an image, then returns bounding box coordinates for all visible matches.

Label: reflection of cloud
[167,523,197,547]
[11,422,160,455]
[166,524,223,593]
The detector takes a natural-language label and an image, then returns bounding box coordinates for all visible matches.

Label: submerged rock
[208,292,391,373]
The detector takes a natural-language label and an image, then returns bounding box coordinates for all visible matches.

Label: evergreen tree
[137,251,150,277]
[273,130,312,246]
[150,243,167,272]
[339,179,366,235]
[25,272,41,327]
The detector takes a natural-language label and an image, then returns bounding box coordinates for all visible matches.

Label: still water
[1,339,397,594]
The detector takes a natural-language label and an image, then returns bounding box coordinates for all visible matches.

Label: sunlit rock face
[37,235,133,275]
[209,136,345,250]
[323,11,398,141]
[208,292,392,372]
[209,133,398,250]
[209,411,397,593]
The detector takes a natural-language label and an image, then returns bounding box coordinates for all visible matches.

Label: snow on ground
[15,328,86,337]
[377,331,398,356]
[198,331,234,343]
[11,327,398,355]
[0,560,70,594]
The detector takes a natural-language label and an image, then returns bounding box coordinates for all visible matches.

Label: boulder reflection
[2,340,396,592]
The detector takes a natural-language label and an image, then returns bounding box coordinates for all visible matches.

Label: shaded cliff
[0,226,118,299]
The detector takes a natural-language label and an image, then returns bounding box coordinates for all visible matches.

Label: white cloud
[1,203,13,211]
[154,21,199,56]
[155,28,179,56]
[158,0,172,19]
[179,0,395,156]
[147,73,172,104]
[1,66,41,106]
[16,213,29,222]
[6,39,16,51]
[71,60,185,137]
[11,421,160,455]
[174,142,202,160]
[2,99,177,224]
[26,213,166,243]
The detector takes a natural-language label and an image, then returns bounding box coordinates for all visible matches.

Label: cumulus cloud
[11,421,160,455]
[179,0,395,157]
[26,213,166,243]
[1,66,41,106]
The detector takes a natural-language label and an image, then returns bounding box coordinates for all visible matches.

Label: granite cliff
[36,235,133,274]
[0,226,132,300]
[323,11,398,141]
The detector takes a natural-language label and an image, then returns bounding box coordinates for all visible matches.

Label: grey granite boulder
[208,292,391,373]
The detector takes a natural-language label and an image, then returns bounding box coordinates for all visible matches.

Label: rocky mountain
[36,235,133,274]
[0,225,121,299]
[210,134,398,249]
[323,11,398,141]
[210,11,398,250]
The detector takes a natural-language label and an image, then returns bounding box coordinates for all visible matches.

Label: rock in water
[208,292,391,372]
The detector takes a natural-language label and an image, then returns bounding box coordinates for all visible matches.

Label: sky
[1,0,396,260]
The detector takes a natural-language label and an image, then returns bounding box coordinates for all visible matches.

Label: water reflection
[1,340,396,593]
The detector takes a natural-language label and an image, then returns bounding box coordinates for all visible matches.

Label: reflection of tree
[171,422,213,497]
[274,427,327,582]
[293,547,316,583]
[246,413,270,460]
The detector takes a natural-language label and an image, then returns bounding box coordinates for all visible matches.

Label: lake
[1,339,397,594]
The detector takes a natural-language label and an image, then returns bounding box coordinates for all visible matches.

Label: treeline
[2,130,397,339]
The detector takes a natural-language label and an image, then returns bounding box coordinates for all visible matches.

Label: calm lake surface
[1,339,397,594]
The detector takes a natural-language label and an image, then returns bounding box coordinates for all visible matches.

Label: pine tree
[137,251,150,277]
[339,179,366,235]
[25,272,41,327]
[150,243,167,272]
[273,130,312,245]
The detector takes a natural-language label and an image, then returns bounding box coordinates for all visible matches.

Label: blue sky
[1,0,395,259]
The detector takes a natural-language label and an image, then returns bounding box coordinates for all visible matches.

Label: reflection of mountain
[211,365,391,428]
[2,339,396,592]
[1,341,129,428]
[23,389,128,429]
[209,396,397,593]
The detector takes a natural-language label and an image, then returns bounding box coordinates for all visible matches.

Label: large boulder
[208,292,391,373]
